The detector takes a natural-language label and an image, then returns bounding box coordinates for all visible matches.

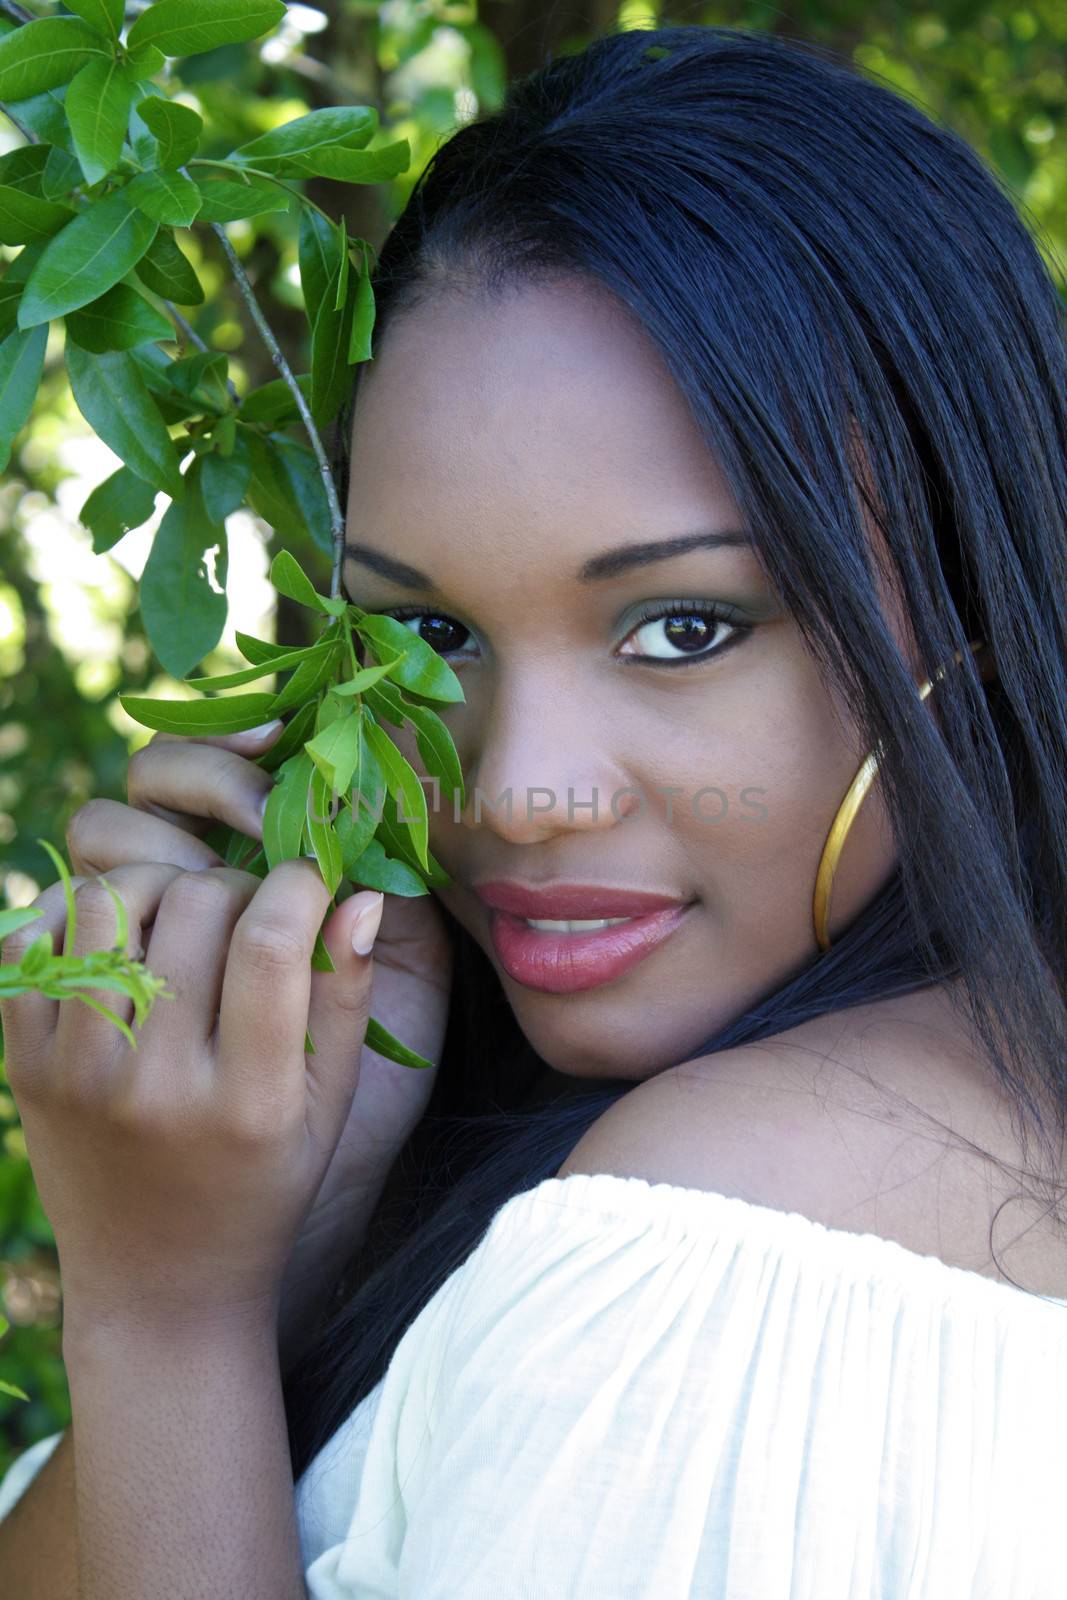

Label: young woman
[2,22,1066,1598]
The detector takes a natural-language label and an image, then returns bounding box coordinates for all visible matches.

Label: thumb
[302,890,384,1134]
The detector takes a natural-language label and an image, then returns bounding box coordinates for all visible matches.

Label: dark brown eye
[619,603,746,664]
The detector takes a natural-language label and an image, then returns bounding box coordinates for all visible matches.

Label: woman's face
[342,277,901,1080]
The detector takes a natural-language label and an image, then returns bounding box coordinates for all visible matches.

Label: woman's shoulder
[555,985,1067,1301]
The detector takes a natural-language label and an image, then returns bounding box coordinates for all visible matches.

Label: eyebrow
[343,529,752,591]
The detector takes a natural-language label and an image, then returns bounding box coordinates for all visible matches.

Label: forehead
[345,278,747,581]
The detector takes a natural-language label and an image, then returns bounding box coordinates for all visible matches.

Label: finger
[50,863,185,1089]
[69,789,264,879]
[0,873,94,1063]
[302,890,385,1144]
[215,858,335,1127]
[134,869,260,1061]
[68,797,228,877]
[123,723,284,839]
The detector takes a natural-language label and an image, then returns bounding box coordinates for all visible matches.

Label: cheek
[638,682,865,933]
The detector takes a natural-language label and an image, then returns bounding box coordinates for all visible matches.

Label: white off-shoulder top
[3,1171,1067,1597]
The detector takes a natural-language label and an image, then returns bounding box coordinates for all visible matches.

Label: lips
[472,880,688,919]
[485,903,693,993]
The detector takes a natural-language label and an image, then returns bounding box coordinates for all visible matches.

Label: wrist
[61,1291,281,1368]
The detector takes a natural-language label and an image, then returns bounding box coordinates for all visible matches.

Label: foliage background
[1,0,1064,1473]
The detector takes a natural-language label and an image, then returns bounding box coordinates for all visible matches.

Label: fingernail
[244,719,283,739]
[351,890,384,956]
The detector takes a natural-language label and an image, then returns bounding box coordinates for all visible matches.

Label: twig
[207,219,345,596]
[164,301,241,404]
[0,1,33,25]
[166,302,208,351]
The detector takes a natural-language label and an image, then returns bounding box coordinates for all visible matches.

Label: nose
[456,669,639,845]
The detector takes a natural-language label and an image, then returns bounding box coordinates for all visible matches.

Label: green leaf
[305,705,363,793]
[371,794,450,888]
[135,96,204,170]
[272,436,332,555]
[118,692,279,735]
[267,638,344,716]
[0,905,43,942]
[140,460,226,677]
[18,189,158,327]
[0,17,108,103]
[243,430,329,552]
[40,145,83,202]
[0,324,47,473]
[19,931,53,977]
[134,228,204,305]
[127,0,287,59]
[184,640,334,690]
[79,464,158,552]
[269,548,330,613]
[286,141,411,185]
[310,928,336,973]
[349,240,375,363]
[125,42,165,81]
[234,632,288,665]
[212,413,236,455]
[65,282,174,353]
[331,660,401,696]
[0,185,72,246]
[66,56,134,186]
[362,717,429,871]
[298,206,340,328]
[0,244,41,340]
[168,349,230,412]
[309,258,355,428]
[127,169,202,227]
[0,143,80,217]
[65,0,125,39]
[0,144,50,191]
[262,750,313,869]
[194,178,286,223]
[402,700,466,810]
[306,763,343,896]
[257,697,316,772]
[65,342,184,499]
[363,1015,433,1070]
[129,343,204,422]
[8,94,72,153]
[353,611,464,703]
[230,107,378,172]
[199,438,250,523]
[333,222,350,311]
[237,374,312,426]
[339,832,427,897]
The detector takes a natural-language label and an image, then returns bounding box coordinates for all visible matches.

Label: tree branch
[0,0,33,25]
[207,220,345,597]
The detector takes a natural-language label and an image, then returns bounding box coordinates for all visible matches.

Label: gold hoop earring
[812,638,990,952]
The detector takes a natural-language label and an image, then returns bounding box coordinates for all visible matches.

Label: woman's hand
[0,856,386,1330]
[64,723,453,1210]
[5,722,455,1348]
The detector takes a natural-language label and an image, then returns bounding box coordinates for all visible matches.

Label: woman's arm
[0,1427,79,1598]
[56,1303,308,1600]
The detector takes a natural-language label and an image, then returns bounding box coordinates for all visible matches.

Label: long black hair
[283,23,1067,1482]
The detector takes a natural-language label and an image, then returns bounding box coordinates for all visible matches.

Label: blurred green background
[1,0,1064,1474]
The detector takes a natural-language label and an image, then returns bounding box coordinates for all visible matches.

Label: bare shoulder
[556,986,1067,1296]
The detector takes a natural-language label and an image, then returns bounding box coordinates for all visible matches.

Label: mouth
[485,902,695,994]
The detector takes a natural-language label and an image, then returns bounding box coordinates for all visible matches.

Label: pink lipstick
[473,880,693,994]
